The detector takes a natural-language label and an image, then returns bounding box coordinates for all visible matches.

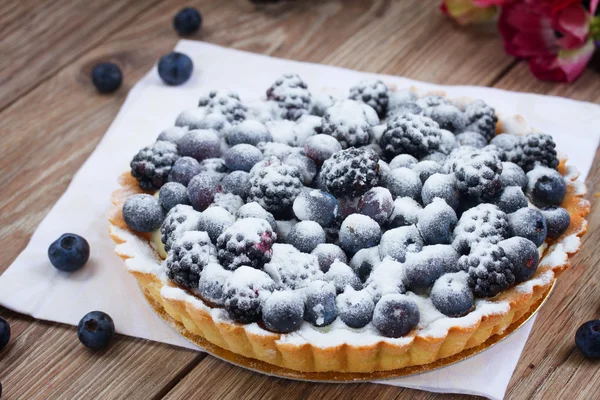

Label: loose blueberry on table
[173,7,202,36]
[77,311,115,350]
[120,73,573,339]
[0,316,10,350]
[91,62,122,93]
[48,233,90,272]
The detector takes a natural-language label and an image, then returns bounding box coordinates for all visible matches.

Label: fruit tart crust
[107,149,589,374]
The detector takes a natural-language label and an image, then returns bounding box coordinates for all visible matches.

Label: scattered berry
[91,62,122,93]
[525,166,567,207]
[498,237,539,283]
[48,233,90,272]
[159,182,190,211]
[221,170,251,199]
[430,272,474,317]
[339,214,382,255]
[224,266,275,323]
[304,134,342,166]
[508,208,547,247]
[540,206,571,239]
[336,287,375,329]
[464,100,498,141]
[123,194,165,232]
[386,167,422,201]
[224,144,263,172]
[575,320,600,358]
[358,187,393,226]
[0,316,10,350]
[158,52,193,86]
[421,173,460,210]
[349,79,389,118]
[461,243,515,298]
[266,73,311,120]
[304,280,338,327]
[287,220,326,253]
[323,261,362,294]
[198,263,232,306]
[77,311,115,350]
[417,198,458,245]
[493,186,528,214]
[379,113,441,159]
[379,225,424,263]
[173,7,202,36]
[262,291,304,333]
[320,147,381,197]
[311,243,347,273]
[130,140,180,190]
[217,218,276,270]
[452,204,508,254]
[187,173,221,211]
[373,294,420,337]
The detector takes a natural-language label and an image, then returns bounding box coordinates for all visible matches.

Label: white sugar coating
[387,88,417,109]
[339,214,381,251]
[266,120,296,145]
[236,202,276,230]
[525,165,566,194]
[365,257,406,303]
[275,219,298,243]
[389,154,418,170]
[263,243,323,290]
[175,107,207,127]
[349,246,381,274]
[335,287,375,326]
[390,197,422,227]
[371,124,387,143]
[293,115,320,146]
[438,129,458,155]
[157,125,189,143]
[305,280,337,326]
[228,119,272,146]
[221,217,274,245]
[379,225,423,262]
[167,231,215,274]
[225,265,275,303]
[293,189,333,222]
[199,205,235,242]
[310,93,336,116]
[192,112,231,136]
[284,153,317,185]
[387,167,422,200]
[246,100,281,122]
[288,220,326,253]
[161,204,202,250]
[413,160,442,183]
[323,261,362,293]
[258,142,304,159]
[198,262,233,306]
[326,99,380,128]
[211,192,244,214]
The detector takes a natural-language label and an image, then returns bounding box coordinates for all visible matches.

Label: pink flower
[498,0,597,82]
[440,0,509,25]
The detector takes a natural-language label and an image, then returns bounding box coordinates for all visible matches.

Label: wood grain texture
[0,0,599,399]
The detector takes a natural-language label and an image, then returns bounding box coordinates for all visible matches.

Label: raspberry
[263,244,322,290]
[320,147,380,197]
[464,100,498,141]
[216,218,276,270]
[266,73,311,120]
[460,243,515,298]
[198,90,247,123]
[165,231,215,288]
[348,79,390,118]
[454,150,503,201]
[379,114,441,159]
[247,156,304,218]
[161,204,202,252]
[130,141,180,190]
[320,100,379,148]
[511,133,559,172]
[223,266,276,323]
[452,204,508,254]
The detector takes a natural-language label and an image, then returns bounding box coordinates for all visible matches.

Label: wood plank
[492,65,600,399]
[0,0,162,112]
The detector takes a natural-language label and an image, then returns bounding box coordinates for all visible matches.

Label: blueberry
[339,214,382,255]
[221,170,251,199]
[389,197,422,228]
[178,129,221,162]
[235,202,277,231]
[387,102,423,119]
[498,237,539,282]
[387,167,422,201]
[48,233,91,272]
[500,162,527,189]
[540,206,571,239]
[508,208,547,247]
[157,52,193,86]
[283,153,317,185]
[304,134,342,166]
[168,156,202,186]
[311,243,347,273]
[379,225,424,263]
[372,294,420,337]
[0,316,10,350]
[404,250,444,292]
[323,261,362,294]
[227,120,271,146]
[158,126,188,143]
[493,186,528,214]
[429,244,461,274]
[358,187,394,226]
[349,246,380,282]
[412,160,442,183]
[91,62,122,93]
[455,131,487,148]
[173,7,202,36]
[430,272,474,317]
[336,287,375,329]
[526,166,566,207]
[224,144,263,172]
[576,320,600,358]
[77,311,115,350]
[304,281,338,327]
[159,182,190,211]
[199,206,234,243]
[389,154,418,169]
[417,198,457,245]
[261,291,304,333]
[334,196,360,221]
[421,173,460,210]
[286,220,326,253]
[122,194,165,232]
[293,189,338,227]
[198,263,232,306]
[188,173,221,211]
[490,133,520,152]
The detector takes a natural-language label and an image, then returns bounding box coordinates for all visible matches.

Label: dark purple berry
[158,52,193,86]
[77,311,115,350]
[48,233,90,272]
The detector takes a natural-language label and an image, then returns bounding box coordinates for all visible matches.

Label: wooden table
[1,1,599,398]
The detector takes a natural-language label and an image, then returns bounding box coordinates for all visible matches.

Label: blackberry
[320,147,380,197]
[461,243,515,298]
[216,218,276,270]
[266,73,311,120]
[223,266,276,323]
[160,204,202,252]
[247,157,303,218]
[464,100,498,141]
[130,140,180,190]
[416,95,448,109]
[454,150,503,201]
[198,90,248,123]
[379,114,441,159]
[263,243,322,290]
[511,133,559,172]
[348,79,390,118]
[165,231,215,288]
[320,100,379,148]
[452,204,508,254]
